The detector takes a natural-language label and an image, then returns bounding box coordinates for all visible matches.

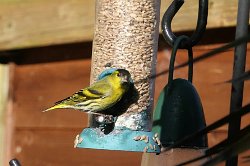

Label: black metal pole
[226,0,249,166]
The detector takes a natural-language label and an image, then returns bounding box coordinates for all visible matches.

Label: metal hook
[162,0,208,49]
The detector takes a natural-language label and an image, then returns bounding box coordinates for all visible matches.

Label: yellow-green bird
[43,69,132,115]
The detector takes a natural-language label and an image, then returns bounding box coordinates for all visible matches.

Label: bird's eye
[117,72,121,77]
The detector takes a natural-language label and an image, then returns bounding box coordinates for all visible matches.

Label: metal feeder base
[76,128,161,153]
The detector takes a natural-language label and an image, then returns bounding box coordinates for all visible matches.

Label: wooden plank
[14,59,91,128]
[161,0,239,31]
[10,129,142,166]
[0,64,16,166]
[0,0,95,50]
[3,64,15,166]
[207,131,250,166]
[0,0,240,51]
[0,64,9,166]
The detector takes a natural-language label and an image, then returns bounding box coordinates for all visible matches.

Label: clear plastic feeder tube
[90,0,160,131]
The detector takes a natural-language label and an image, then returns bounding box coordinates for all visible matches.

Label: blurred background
[0,0,249,165]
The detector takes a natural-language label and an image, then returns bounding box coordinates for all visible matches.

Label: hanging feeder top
[153,36,208,148]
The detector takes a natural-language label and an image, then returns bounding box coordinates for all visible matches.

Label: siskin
[43,69,132,115]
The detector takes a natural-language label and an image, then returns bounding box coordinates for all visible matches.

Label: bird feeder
[76,0,161,153]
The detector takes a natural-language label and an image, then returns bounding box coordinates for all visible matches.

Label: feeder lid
[153,78,208,148]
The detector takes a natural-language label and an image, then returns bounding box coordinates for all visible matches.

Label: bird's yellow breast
[106,75,126,96]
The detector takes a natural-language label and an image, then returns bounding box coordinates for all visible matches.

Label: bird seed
[143,146,149,153]
[156,137,161,146]
[149,143,153,150]
[144,136,149,143]
[90,0,160,131]
[140,135,147,141]
[133,136,141,141]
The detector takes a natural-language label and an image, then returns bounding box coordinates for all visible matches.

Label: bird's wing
[55,80,112,105]
[83,80,112,99]
[54,90,87,105]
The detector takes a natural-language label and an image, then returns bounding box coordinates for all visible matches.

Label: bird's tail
[43,104,66,112]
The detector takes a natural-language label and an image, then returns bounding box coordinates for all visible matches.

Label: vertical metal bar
[226,0,249,166]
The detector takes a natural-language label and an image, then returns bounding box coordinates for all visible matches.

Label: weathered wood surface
[0,0,239,51]
[13,60,91,128]
[0,0,95,51]
[0,64,9,166]
[4,44,249,165]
